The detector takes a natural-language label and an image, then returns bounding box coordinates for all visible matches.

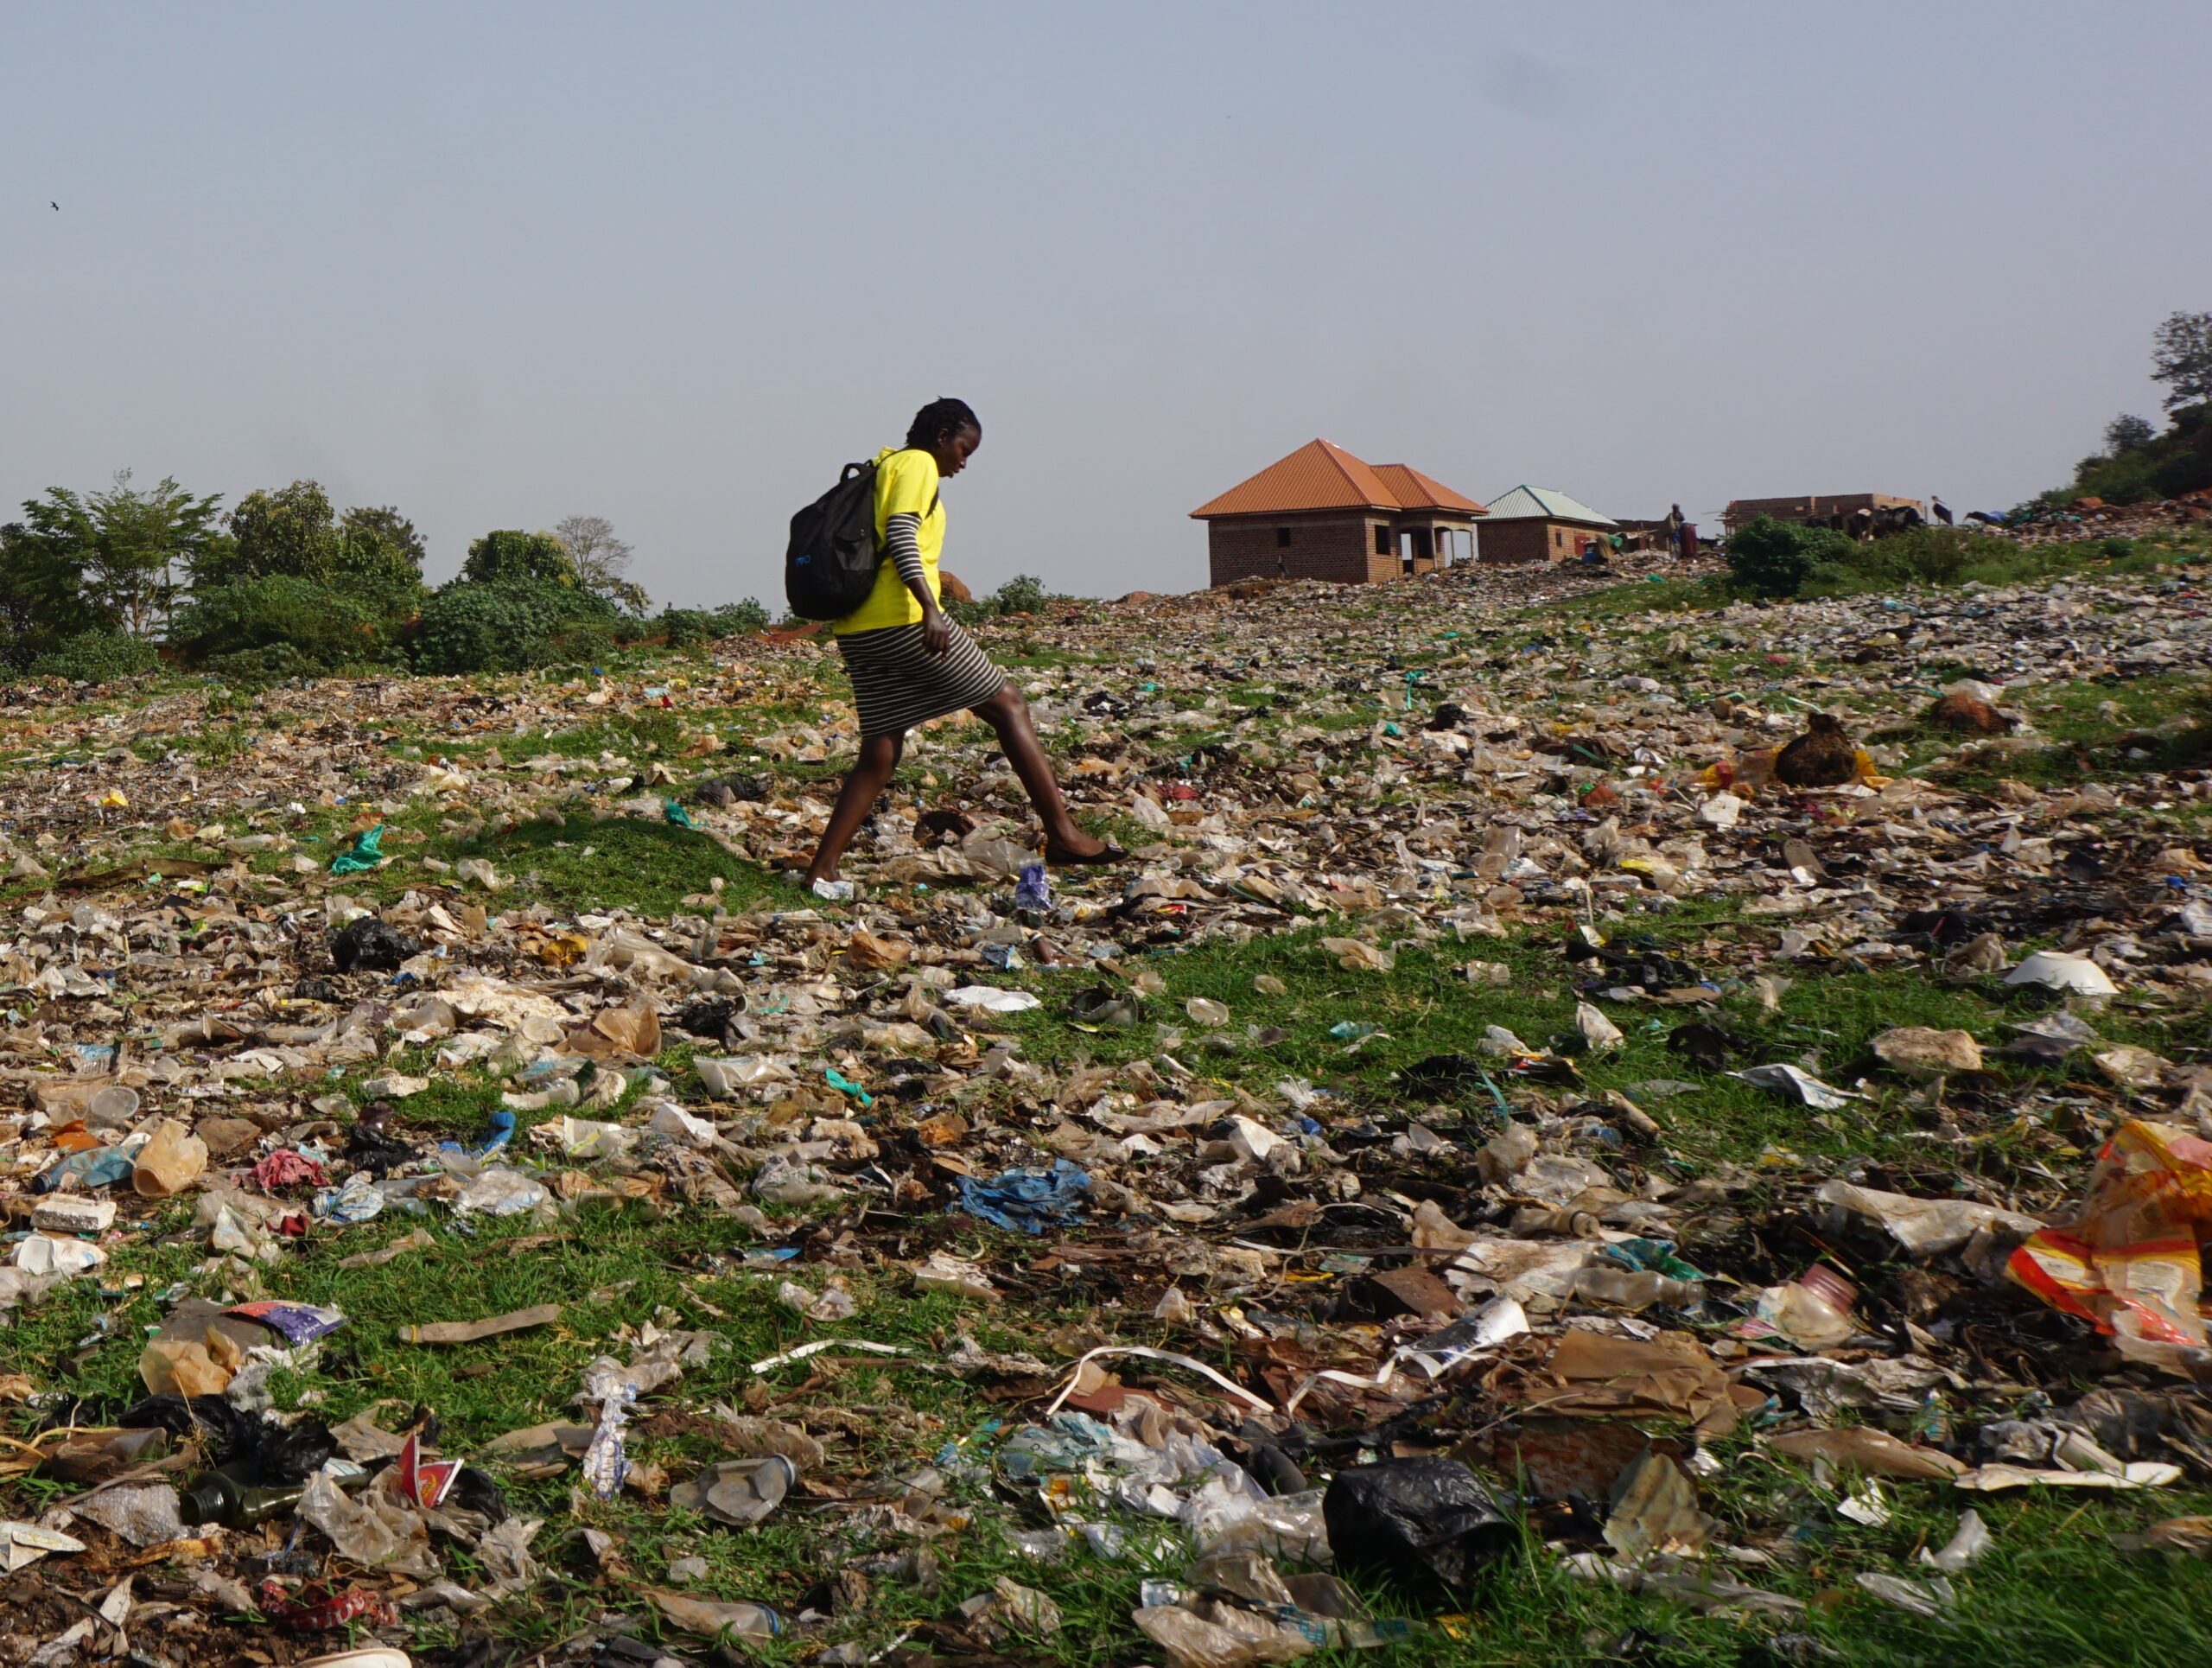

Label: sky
[4,2,2209,605]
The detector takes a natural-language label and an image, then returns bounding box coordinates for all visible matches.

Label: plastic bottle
[1572,1267,1702,1310]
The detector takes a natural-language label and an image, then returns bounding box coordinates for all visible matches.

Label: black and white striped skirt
[836,620,1008,739]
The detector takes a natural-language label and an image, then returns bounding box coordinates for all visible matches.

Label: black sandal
[1044,841,1127,867]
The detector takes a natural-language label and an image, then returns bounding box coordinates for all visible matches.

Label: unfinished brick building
[1193,439,1484,588]
[1721,493,1923,533]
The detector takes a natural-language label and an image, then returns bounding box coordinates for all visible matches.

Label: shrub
[29,630,162,684]
[412,580,616,675]
[709,598,770,635]
[460,530,577,588]
[655,599,772,649]
[203,643,319,685]
[988,574,1050,615]
[1725,517,1844,597]
[171,576,386,672]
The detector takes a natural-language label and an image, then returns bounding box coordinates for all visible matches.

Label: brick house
[1475,485,1617,563]
[1192,439,1484,588]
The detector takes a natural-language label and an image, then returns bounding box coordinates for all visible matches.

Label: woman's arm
[885,512,950,653]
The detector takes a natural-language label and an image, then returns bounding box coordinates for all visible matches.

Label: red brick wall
[1207,515,1394,586]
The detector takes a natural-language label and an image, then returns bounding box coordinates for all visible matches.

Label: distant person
[804,398,1114,887]
[1931,495,1954,526]
[1664,502,1685,556]
[1679,521,1700,562]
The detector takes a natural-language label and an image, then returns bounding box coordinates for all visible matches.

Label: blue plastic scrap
[954,1159,1090,1235]
[1014,863,1051,912]
[435,1109,516,1162]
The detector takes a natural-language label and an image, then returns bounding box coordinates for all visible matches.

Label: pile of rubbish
[1,544,2209,1665]
[2006,488,2212,544]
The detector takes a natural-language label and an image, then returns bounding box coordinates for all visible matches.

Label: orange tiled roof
[1370,463,1484,515]
[1191,439,1483,519]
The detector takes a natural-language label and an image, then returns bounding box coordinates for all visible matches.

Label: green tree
[2103,412,2157,455]
[460,529,576,588]
[213,479,343,586]
[335,505,428,614]
[2151,309,2212,412]
[0,518,102,663]
[7,472,223,638]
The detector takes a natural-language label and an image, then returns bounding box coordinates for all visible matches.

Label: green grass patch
[443,815,798,915]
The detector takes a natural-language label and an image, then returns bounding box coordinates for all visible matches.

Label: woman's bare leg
[972,685,1104,856]
[805,731,904,883]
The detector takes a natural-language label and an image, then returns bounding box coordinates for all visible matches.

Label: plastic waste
[1746,1275,1856,1350]
[1605,1449,1713,1558]
[0,1521,86,1573]
[330,913,418,971]
[1573,1266,1703,1310]
[645,1586,782,1639]
[1014,862,1052,911]
[1923,1509,1993,1572]
[1816,1178,2042,1257]
[1733,1063,1859,1109]
[2005,950,2119,996]
[696,1055,787,1097]
[65,1480,183,1548]
[298,1470,438,1576]
[956,1159,1090,1233]
[328,824,386,875]
[132,1119,208,1197]
[2009,1119,2212,1372]
[450,1167,550,1216]
[1322,1457,1512,1593]
[671,1455,797,1525]
[945,984,1042,1013]
[139,1337,232,1397]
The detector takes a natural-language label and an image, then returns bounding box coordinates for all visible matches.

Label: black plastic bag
[1324,1457,1513,1595]
[331,915,421,973]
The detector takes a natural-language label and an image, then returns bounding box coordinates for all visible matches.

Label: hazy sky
[6,3,2208,604]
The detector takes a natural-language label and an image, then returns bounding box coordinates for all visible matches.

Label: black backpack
[785,460,883,621]
[785,453,941,621]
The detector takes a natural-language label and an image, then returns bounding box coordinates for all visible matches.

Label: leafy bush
[171,576,387,672]
[413,580,616,674]
[460,530,577,588]
[948,574,1062,626]
[29,631,162,684]
[201,643,321,685]
[987,574,1050,615]
[710,598,770,635]
[656,599,773,649]
[1725,517,1851,597]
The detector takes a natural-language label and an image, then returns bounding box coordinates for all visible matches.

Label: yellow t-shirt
[833,447,944,634]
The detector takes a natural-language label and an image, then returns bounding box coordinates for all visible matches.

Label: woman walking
[804,398,1113,887]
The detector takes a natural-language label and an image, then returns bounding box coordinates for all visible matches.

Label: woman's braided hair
[906,398,981,449]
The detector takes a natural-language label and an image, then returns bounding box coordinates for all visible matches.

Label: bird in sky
[50,201,60,211]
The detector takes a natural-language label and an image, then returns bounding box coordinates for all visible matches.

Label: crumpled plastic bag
[2010,1120,2212,1373]
[1322,1457,1511,1593]
[300,1470,440,1577]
